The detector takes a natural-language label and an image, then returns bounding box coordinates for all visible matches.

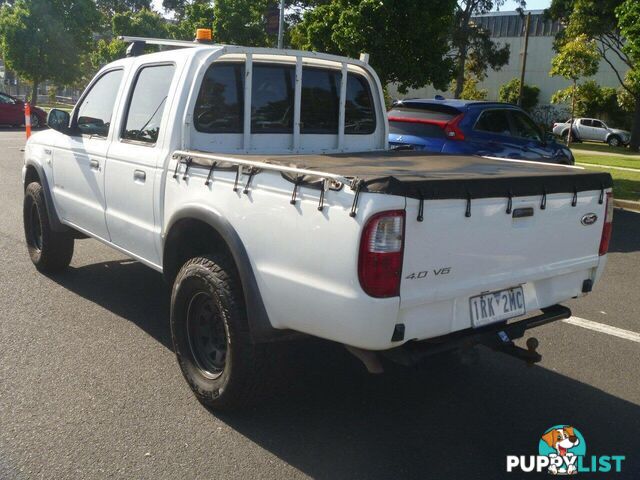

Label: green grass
[573,151,640,170]
[38,103,74,113]
[570,141,638,156]
[583,165,640,202]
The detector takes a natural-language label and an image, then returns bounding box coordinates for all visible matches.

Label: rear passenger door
[470,109,522,158]
[578,119,593,140]
[105,63,176,268]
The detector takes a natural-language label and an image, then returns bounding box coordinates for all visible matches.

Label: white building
[388,10,630,105]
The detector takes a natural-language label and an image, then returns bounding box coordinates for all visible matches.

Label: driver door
[52,68,125,239]
[590,120,608,142]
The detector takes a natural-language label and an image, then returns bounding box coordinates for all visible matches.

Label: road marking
[577,162,640,173]
[563,316,640,343]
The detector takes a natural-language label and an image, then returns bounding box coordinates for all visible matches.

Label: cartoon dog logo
[540,426,583,475]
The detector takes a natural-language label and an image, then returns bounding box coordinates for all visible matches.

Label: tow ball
[495,335,542,366]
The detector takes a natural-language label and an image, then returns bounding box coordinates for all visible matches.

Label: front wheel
[23,182,74,273]
[171,254,270,410]
[608,135,621,147]
[30,113,41,129]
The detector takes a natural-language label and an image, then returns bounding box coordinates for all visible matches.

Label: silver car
[552,118,630,147]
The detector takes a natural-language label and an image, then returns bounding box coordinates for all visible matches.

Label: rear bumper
[399,304,571,358]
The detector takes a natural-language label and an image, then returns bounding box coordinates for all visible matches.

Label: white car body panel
[24,44,611,351]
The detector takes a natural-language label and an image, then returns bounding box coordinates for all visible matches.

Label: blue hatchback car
[388,98,575,165]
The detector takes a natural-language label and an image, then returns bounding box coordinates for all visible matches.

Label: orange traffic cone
[25,102,31,139]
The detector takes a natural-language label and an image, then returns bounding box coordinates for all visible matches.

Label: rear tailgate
[399,188,609,340]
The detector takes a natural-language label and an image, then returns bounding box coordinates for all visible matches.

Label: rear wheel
[30,113,40,129]
[608,135,621,147]
[171,254,270,410]
[23,182,74,272]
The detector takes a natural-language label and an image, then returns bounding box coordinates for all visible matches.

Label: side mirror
[47,108,71,134]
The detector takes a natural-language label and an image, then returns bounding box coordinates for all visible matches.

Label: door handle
[89,159,100,170]
[133,169,146,182]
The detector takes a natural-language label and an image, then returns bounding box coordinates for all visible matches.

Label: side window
[251,64,294,134]
[474,110,511,136]
[592,120,604,128]
[300,67,340,134]
[122,64,175,144]
[581,119,593,127]
[194,63,244,133]
[510,111,542,141]
[345,74,375,134]
[76,69,124,137]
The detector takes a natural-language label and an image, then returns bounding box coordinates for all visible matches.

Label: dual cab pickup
[23,37,613,410]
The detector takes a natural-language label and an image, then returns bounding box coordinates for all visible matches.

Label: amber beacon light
[195,28,212,42]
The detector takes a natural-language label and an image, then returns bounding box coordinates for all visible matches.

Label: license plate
[470,287,525,328]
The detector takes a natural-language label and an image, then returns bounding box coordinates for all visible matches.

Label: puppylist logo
[506,425,626,475]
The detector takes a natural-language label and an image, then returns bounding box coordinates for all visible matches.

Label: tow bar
[381,304,572,368]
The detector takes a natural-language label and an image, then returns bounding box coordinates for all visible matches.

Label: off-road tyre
[171,254,270,411]
[23,181,74,273]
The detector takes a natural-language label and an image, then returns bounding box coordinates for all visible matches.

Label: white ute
[22,35,614,410]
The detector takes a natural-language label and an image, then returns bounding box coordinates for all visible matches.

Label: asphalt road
[1,130,639,479]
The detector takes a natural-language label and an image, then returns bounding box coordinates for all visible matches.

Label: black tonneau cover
[222,151,611,200]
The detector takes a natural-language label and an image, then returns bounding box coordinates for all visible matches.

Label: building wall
[388,11,630,105]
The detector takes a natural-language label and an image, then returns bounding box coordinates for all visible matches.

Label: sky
[151,0,553,15]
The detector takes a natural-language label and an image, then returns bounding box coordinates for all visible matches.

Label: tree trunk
[629,95,640,152]
[30,81,38,106]
[567,79,576,146]
[453,53,466,99]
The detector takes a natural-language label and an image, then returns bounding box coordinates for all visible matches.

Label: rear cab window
[191,56,380,152]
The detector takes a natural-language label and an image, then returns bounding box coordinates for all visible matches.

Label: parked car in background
[0,92,47,128]
[552,118,630,147]
[388,98,575,165]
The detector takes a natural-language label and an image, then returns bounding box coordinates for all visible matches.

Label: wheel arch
[23,160,68,232]
[163,206,290,343]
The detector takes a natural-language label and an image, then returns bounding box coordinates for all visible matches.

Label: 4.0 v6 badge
[405,267,451,279]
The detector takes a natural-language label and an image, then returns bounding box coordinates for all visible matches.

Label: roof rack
[118,35,214,57]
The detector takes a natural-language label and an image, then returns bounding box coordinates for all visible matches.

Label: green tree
[550,34,600,144]
[0,0,100,105]
[452,74,488,100]
[171,1,215,40]
[96,0,152,17]
[450,0,523,99]
[498,78,540,111]
[551,80,614,116]
[213,0,272,47]
[290,0,456,94]
[548,0,640,149]
[90,8,171,69]
[616,0,640,147]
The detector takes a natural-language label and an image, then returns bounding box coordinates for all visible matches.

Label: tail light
[358,210,405,298]
[599,192,613,256]
[443,113,465,141]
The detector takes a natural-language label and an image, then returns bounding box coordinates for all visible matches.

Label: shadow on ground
[610,209,640,253]
[46,214,640,479]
